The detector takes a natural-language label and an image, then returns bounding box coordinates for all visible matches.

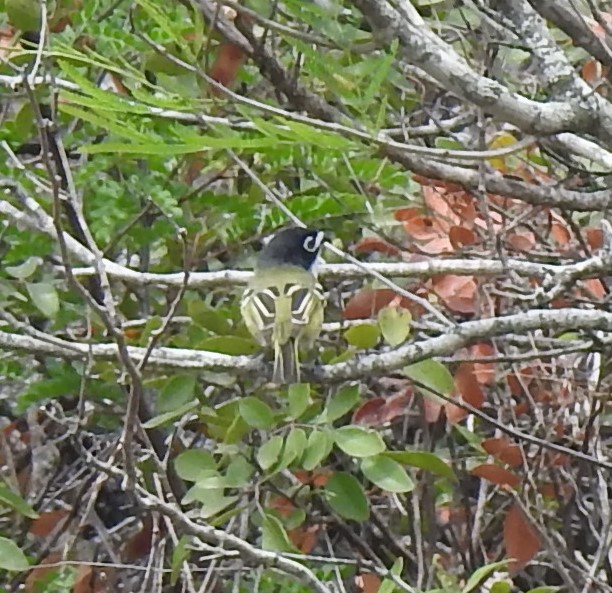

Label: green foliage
[324,472,369,521]
[404,359,455,403]
[0,0,580,589]
[344,323,381,349]
[0,483,38,518]
[0,537,29,571]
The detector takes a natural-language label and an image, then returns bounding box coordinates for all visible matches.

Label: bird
[240,227,326,384]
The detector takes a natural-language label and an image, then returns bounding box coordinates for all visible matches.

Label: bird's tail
[273,339,300,384]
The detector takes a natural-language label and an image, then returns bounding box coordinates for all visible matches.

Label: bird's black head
[257,227,325,270]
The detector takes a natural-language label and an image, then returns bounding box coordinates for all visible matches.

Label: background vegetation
[0,0,611,591]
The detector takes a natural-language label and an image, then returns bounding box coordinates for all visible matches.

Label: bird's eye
[303,231,324,253]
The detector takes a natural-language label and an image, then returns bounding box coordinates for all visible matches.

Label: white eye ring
[303,231,324,253]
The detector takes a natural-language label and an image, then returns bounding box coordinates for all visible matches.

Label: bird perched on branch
[240,227,326,384]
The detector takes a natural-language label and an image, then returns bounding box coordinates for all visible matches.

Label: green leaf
[0,484,38,518]
[142,400,198,429]
[362,41,397,106]
[404,359,454,403]
[525,588,561,593]
[239,397,276,430]
[344,323,380,349]
[319,384,360,423]
[361,455,414,493]
[188,301,232,335]
[135,0,195,57]
[435,137,466,149]
[282,119,352,149]
[383,451,456,480]
[5,257,41,280]
[158,374,197,413]
[379,557,404,593]
[198,335,259,355]
[461,560,510,593]
[288,383,311,419]
[262,513,298,552]
[302,429,333,471]
[182,469,225,504]
[490,583,512,593]
[170,536,190,585]
[174,450,216,482]
[324,472,369,521]
[0,537,29,571]
[378,306,411,347]
[26,282,59,318]
[283,427,307,467]
[225,456,254,487]
[82,136,289,155]
[60,103,151,142]
[334,426,386,457]
[190,488,238,519]
[257,435,284,470]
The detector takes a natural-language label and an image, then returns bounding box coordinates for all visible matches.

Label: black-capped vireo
[240,227,326,384]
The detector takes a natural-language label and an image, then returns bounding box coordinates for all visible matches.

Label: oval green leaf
[257,435,284,470]
[324,472,369,521]
[302,429,333,471]
[361,455,414,493]
[262,513,298,552]
[26,282,59,318]
[158,374,197,413]
[378,306,411,347]
[0,536,29,571]
[288,383,311,420]
[384,451,456,480]
[188,300,232,335]
[404,359,454,403]
[5,256,41,280]
[334,426,386,457]
[320,384,360,423]
[239,397,275,430]
[344,323,380,349]
[174,450,216,482]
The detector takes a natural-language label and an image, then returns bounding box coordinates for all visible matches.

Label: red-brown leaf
[449,225,478,249]
[30,509,71,537]
[504,504,540,573]
[355,573,382,593]
[432,275,477,314]
[506,231,536,252]
[289,525,319,554]
[352,397,386,426]
[482,437,523,467]
[470,343,496,384]
[122,515,155,561]
[582,278,606,299]
[447,363,485,423]
[471,464,521,488]
[423,398,443,423]
[209,42,247,93]
[343,289,411,319]
[585,227,603,250]
[354,237,401,257]
[550,221,571,246]
[352,391,412,426]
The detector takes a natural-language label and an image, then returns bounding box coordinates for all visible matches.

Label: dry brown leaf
[30,509,71,537]
[209,42,247,93]
[471,464,521,488]
[354,237,401,257]
[482,437,523,467]
[504,504,540,574]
